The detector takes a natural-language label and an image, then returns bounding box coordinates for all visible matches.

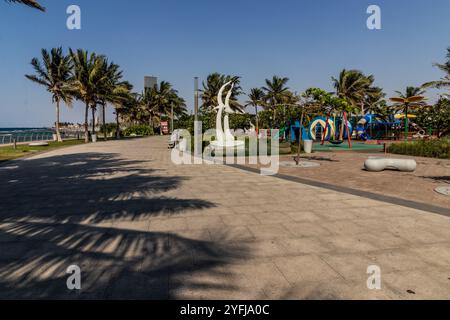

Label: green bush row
[123,125,154,137]
[387,139,450,159]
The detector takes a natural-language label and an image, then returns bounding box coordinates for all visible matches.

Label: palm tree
[200,73,242,112]
[5,0,45,11]
[423,47,450,92]
[332,69,378,112]
[25,47,73,142]
[69,49,107,143]
[262,76,291,122]
[140,81,186,133]
[111,85,134,139]
[332,69,381,139]
[245,88,265,131]
[94,59,130,140]
[390,86,427,141]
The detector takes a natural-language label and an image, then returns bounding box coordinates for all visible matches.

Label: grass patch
[387,139,450,159]
[0,139,85,163]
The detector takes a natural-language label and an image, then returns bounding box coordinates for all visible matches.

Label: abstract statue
[211,81,245,148]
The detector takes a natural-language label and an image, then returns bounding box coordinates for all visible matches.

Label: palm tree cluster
[26,47,186,142]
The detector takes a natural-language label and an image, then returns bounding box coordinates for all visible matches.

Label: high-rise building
[144,76,157,90]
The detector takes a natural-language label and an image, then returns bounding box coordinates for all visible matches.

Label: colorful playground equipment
[356,113,428,141]
[394,114,428,139]
[308,114,353,148]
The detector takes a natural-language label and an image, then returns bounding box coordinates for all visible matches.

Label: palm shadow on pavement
[0,152,248,299]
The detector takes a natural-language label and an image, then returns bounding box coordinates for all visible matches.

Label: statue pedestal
[210,140,245,148]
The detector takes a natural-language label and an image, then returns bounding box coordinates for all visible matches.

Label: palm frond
[6,0,45,11]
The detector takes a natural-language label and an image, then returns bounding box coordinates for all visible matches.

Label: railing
[0,130,84,145]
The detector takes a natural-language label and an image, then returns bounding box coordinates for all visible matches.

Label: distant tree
[416,96,450,138]
[423,47,450,92]
[262,76,292,122]
[200,73,242,112]
[245,88,265,130]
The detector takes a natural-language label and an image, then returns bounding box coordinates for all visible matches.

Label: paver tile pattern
[0,137,449,299]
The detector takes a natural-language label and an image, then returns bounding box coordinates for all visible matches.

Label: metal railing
[0,130,85,145]
[0,132,54,145]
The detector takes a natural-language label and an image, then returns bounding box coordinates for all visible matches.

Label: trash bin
[304,140,313,154]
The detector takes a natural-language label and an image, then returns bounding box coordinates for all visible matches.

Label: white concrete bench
[364,158,417,172]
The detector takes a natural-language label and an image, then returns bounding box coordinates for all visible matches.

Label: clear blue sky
[0,0,449,127]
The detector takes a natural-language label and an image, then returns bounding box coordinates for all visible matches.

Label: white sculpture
[211,81,245,148]
[364,158,417,172]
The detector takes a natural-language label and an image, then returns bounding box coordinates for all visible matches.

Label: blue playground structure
[356,114,401,141]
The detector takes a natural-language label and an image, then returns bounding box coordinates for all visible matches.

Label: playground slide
[356,115,372,141]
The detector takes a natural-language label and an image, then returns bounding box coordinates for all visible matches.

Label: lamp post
[170,103,174,134]
[194,77,199,122]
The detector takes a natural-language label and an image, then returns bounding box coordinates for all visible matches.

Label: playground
[250,112,450,209]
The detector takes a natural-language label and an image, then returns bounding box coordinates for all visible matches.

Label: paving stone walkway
[0,136,449,299]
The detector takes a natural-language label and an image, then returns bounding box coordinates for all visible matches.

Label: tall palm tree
[262,76,291,123]
[245,88,265,131]
[332,69,378,112]
[332,69,381,139]
[110,84,134,139]
[423,47,450,92]
[390,86,427,141]
[95,59,130,140]
[114,91,138,139]
[5,0,45,11]
[69,49,107,143]
[200,73,242,112]
[25,47,73,142]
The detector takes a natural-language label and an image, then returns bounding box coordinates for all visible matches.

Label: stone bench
[364,157,417,172]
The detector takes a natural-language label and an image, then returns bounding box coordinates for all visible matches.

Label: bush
[123,125,154,137]
[100,123,118,136]
[387,139,450,159]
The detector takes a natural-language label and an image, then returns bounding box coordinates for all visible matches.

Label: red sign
[160,121,169,135]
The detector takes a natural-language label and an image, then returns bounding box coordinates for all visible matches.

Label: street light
[194,77,199,122]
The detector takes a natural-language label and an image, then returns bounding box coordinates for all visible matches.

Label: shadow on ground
[419,175,450,183]
[0,152,248,299]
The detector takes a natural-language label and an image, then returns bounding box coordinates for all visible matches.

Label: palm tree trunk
[55,99,63,142]
[255,106,259,131]
[91,107,96,136]
[84,102,89,143]
[339,112,345,141]
[102,104,107,141]
[296,109,305,165]
[116,111,121,140]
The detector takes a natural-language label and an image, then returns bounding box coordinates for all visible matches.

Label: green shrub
[123,125,154,137]
[100,123,118,136]
[387,139,450,159]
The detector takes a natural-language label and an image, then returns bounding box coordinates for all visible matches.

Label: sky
[0,0,449,127]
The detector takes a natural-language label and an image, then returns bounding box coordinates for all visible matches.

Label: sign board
[160,121,169,135]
